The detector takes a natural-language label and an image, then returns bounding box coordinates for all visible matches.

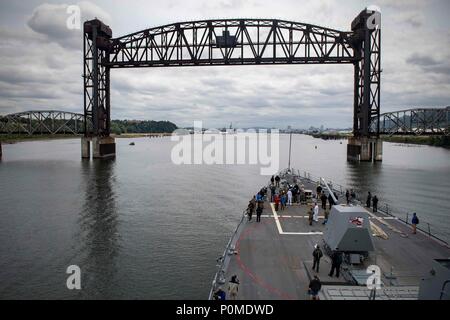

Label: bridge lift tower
[82,9,382,161]
[348,10,382,161]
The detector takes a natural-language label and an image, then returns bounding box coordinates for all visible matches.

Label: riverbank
[0,133,172,144]
[381,135,450,148]
[309,133,450,148]
[112,133,171,138]
[310,133,350,140]
[0,134,81,144]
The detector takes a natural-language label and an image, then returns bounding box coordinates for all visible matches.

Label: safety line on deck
[261,214,396,220]
[270,203,285,234]
[363,207,408,237]
[261,215,326,219]
[270,203,324,235]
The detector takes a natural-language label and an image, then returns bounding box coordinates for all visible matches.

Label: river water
[0,134,449,299]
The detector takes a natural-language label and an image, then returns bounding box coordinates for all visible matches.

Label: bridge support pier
[81,136,115,159]
[81,137,91,159]
[92,136,116,159]
[347,137,382,162]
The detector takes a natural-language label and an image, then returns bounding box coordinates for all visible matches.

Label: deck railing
[295,169,449,246]
[208,210,246,300]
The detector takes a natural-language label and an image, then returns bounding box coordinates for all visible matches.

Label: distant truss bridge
[0,110,87,135]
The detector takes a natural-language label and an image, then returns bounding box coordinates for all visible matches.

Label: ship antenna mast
[288,130,292,171]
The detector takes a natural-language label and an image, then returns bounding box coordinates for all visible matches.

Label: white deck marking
[263,205,397,236]
[260,214,395,220]
[282,231,324,235]
[270,203,285,234]
[270,203,324,235]
[363,207,407,237]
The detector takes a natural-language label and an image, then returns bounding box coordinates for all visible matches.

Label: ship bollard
[217,270,226,285]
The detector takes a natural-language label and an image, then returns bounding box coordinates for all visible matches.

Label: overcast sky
[0,0,449,129]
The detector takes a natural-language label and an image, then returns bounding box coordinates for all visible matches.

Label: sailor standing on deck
[213,287,226,300]
[328,250,342,278]
[372,195,378,212]
[411,212,419,234]
[256,201,264,223]
[228,275,240,300]
[328,193,335,210]
[280,192,287,211]
[321,192,327,210]
[366,192,372,208]
[274,194,280,212]
[247,197,256,221]
[287,189,293,206]
[270,185,276,202]
[275,175,280,187]
[316,185,323,198]
[293,184,299,203]
[313,202,319,222]
[308,276,322,300]
[312,244,323,272]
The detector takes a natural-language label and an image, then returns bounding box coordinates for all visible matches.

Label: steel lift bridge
[82,9,382,161]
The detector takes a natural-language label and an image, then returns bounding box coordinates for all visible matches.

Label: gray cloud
[0,0,449,129]
[376,0,429,9]
[406,53,450,78]
[27,1,111,49]
[393,11,424,27]
[407,53,440,67]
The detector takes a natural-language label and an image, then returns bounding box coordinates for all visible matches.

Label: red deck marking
[235,219,296,300]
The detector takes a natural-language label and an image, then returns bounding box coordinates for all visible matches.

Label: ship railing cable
[208,209,246,300]
[291,169,448,246]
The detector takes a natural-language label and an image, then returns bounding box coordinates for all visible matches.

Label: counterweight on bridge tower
[215,30,238,48]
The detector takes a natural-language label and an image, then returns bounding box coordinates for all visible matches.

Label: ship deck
[220,177,450,300]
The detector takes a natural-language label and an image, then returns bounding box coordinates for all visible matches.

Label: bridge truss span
[374,107,450,136]
[0,110,87,135]
[108,19,358,68]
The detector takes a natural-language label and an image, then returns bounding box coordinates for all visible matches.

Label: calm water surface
[0,134,449,299]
